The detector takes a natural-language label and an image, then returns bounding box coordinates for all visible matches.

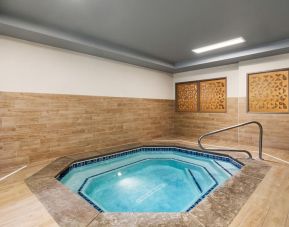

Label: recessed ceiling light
[192,37,246,54]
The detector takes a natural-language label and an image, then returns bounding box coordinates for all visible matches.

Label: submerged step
[187,169,203,193]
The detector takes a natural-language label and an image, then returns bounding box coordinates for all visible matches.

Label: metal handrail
[198,121,263,160]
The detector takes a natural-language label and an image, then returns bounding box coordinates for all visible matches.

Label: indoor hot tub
[57,147,242,212]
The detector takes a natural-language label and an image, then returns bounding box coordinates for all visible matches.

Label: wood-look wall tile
[0,92,174,168]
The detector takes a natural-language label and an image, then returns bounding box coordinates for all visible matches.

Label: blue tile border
[185,181,218,212]
[78,190,104,212]
[55,146,244,212]
[77,157,221,212]
[56,146,244,181]
[25,146,270,227]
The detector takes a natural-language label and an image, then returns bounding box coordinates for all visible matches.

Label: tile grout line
[239,172,265,181]
[237,95,240,147]
[285,212,289,227]
[262,153,289,165]
[260,206,272,227]
[0,165,27,182]
[190,214,206,227]
[85,213,100,227]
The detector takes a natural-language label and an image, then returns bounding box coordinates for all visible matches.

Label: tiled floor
[0,160,58,227]
[0,138,289,227]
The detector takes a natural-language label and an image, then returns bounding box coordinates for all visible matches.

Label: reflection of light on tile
[117,172,122,176]
[136,183,166,204]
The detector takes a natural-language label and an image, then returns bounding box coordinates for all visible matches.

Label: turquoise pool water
[58,147,242,212]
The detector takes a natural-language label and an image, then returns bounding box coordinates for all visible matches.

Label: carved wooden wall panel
[200,78,227,112]
[176,82,198,112]
[248,70,289,113]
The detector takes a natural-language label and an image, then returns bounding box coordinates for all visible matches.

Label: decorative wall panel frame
[199,78,227,113]
[175,77,227,113]
[175,81,198,112]
[247,69,289,113]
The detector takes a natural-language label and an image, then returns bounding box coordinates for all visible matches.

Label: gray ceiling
[1,0,289,73]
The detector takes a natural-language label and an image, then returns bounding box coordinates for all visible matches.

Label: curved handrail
[198,121,263,160]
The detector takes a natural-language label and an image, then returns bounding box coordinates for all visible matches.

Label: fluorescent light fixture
[192,37,245,54]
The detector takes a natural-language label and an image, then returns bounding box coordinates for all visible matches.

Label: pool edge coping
[25,141,271,227]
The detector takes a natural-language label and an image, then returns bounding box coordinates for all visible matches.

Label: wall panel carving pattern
[248,70,289,113]
[200,79,226,112]
[176,82,198,112]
